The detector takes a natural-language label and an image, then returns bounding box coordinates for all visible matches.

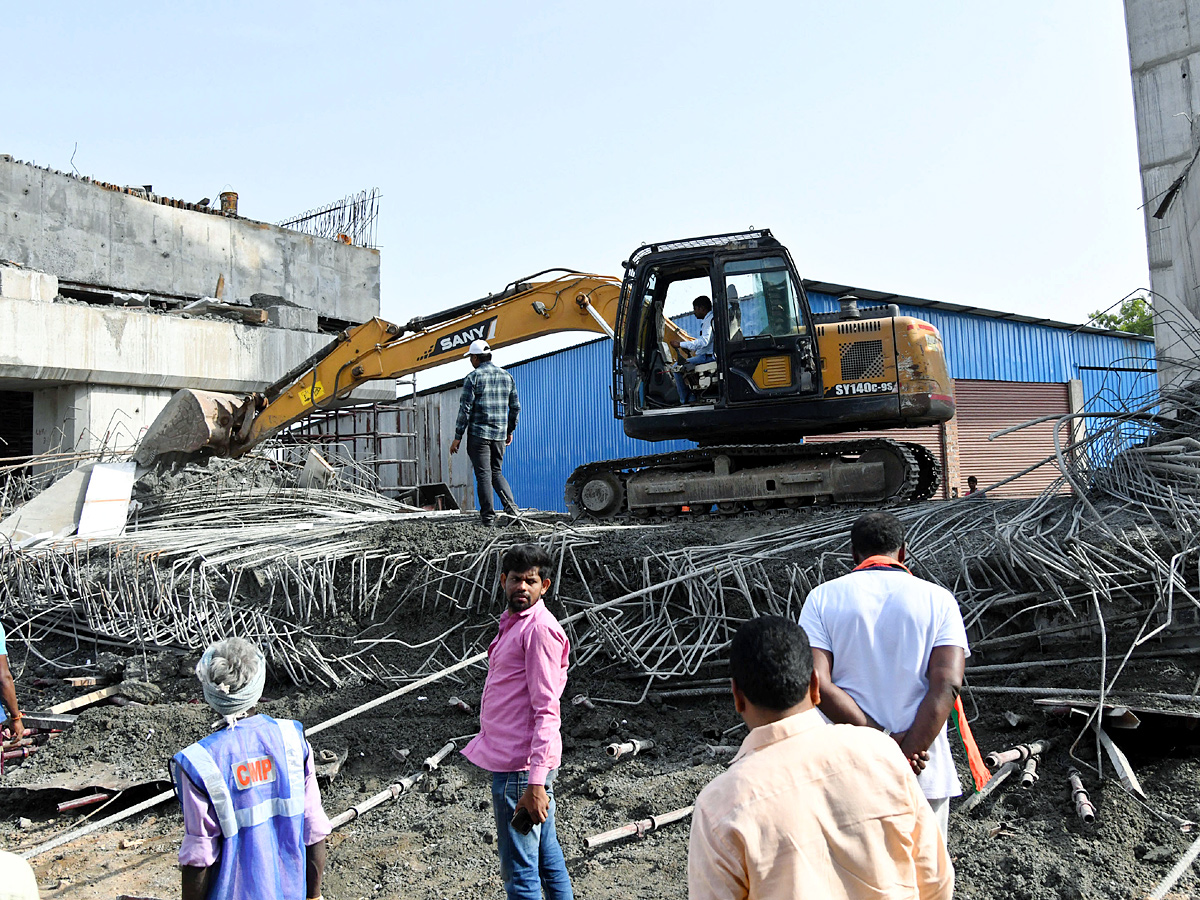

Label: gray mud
[2,514,1199,899]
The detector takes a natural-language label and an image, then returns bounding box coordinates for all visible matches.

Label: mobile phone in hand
[511,807,534,835]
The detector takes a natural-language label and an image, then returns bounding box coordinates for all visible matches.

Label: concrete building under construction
[0,155,402,484]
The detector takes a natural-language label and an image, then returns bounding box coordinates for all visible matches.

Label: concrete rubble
[1,327,1200,897]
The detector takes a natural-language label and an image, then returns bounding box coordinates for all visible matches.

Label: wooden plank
[1096,724,1145,798]
[47,685,121,714]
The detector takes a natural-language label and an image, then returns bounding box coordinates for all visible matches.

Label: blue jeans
[491,769,574,900]
[674,352,715,403]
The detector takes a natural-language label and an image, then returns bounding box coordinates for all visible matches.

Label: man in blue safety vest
[171,638,332,900]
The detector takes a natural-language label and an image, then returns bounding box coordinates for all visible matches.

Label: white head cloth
[195,638,267,728]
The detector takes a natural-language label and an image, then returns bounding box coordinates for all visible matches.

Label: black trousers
[467,434,518,524]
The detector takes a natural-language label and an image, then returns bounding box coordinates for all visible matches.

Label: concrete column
[941,410,961,500]
[32,385,175,457]
[1124,1,1200,389]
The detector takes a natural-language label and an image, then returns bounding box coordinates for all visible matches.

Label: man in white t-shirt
[669,296,715,403]
[798,512,969,836]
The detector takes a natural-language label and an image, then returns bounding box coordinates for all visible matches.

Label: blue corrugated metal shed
[436,285,1156,514]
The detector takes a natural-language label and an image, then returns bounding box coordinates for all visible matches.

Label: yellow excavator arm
[135,271,670,464]
[244,272,623,448]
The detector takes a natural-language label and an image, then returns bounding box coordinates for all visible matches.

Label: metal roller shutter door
[804,424,946,499]
[955,380,1070,497]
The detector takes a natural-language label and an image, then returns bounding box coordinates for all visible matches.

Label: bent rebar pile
[3,311,1200,747]
[0,454,426,686]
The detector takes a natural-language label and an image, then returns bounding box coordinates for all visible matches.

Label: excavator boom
[135,271,633,464]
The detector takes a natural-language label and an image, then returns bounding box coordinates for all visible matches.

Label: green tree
[1088,296,1154,336]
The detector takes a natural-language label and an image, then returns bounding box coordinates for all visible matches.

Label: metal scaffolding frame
[277,379,420,501]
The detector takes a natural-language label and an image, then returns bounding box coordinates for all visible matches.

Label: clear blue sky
[8,2,1146,338]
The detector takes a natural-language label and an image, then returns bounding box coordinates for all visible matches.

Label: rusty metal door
[954,380,1070,498]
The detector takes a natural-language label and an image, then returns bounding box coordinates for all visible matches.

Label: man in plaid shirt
[451,339,521,526]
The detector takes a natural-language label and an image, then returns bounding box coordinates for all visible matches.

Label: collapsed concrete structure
[0,153,394,461]
[1126,0,1200,386]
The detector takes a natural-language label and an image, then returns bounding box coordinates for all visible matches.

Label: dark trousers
[467,434,518,524]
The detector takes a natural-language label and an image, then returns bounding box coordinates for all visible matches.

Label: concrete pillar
[1124,1,1200,389]
[942,410,961,499]
[32,385,175,458]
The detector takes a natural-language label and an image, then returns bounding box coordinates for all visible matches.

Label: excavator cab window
[724,257,806,342]
[720,255,818,404]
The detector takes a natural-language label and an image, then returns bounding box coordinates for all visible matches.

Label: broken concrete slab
[0,265,57,302]
[300,448,337,489]
[265,303,318,331]
[0,464,93,541]
[76,461,137,538]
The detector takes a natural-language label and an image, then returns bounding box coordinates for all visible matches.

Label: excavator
[134,229,955,519]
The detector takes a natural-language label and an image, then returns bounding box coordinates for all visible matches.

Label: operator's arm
[691,314,714,356]
[0,654,27,738]
[506,377,520,446]
[899,645,965,761]
[514,624,568,824]
[450,374,476,454]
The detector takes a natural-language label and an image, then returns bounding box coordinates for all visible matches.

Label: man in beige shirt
[688,616,953,900]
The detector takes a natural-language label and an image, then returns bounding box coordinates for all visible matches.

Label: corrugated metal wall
[419,298,1156,514]
[805,292,1157,384]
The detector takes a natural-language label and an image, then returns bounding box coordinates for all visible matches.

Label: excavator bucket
[133,389,252,466]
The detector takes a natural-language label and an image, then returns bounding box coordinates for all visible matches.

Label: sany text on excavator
[135,230,955,519]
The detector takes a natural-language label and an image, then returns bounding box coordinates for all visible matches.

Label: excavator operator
[669,295,715,404]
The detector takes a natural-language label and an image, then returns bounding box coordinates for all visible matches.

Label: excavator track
[565,438,940,521]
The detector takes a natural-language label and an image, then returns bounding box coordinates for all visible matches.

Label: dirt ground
[3,514,1200,900]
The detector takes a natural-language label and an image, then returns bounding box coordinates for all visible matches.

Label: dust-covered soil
[2,514,1199,900]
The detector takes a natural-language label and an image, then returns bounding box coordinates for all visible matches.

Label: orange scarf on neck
[852,554,909,573]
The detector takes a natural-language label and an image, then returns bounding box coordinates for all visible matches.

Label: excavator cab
[566,229,954,518]
[615,230,821,440]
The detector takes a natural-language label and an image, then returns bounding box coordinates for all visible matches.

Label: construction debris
[1095,725,1145,798]
[960,761,1020,815]
[330,772,422,831]
[1069,768,1097,824]
[46,685,122,715]
[606,738,655,761]
[583,805,694,850]
[56,793,112,813]
[984,738,1052,770]
[422,741,457,773]
[6,329,1200,897]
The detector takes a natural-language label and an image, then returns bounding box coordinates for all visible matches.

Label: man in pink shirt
[463,544,574,900]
